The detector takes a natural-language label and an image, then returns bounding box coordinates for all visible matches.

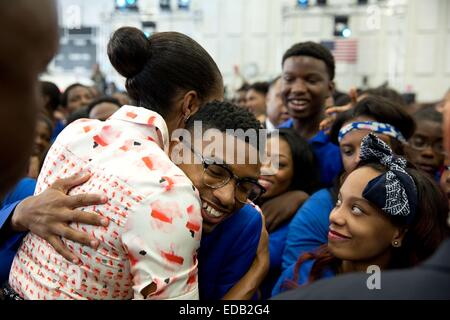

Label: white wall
[52,0,450,101]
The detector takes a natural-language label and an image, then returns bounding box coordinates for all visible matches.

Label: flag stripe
[321,39,358,63]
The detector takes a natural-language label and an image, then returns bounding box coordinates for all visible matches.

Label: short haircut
[185,100,262,151]
[282,41,335,80]
[248,82,270,95]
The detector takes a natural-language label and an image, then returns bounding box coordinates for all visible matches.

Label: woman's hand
[11,173,109,263]
[261,190,309,232]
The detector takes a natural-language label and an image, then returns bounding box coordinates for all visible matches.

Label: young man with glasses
[4,100,270,300]
[406,106,445,179]
[173,100,269,299]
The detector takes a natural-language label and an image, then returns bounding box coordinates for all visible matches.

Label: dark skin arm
[8,173,108,263]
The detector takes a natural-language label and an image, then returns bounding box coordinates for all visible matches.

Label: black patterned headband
[359,133,418,224]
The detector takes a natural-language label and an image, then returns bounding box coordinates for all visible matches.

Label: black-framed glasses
[183,142,266,204]
[408,135,445,155]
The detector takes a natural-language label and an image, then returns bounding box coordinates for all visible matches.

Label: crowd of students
[1,0,449,300]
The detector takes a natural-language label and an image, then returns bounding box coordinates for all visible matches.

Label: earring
[184,114,190,123]
[392,240,401,247]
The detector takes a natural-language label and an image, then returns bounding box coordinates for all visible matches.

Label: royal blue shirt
[51,119,65,143]
[1,178,36,208]
[198,203,262,300]
[260,221,290,299]
[272,258,335,297]
[279,119,342,187]
[281,188,334,271]
[0,178,36,284]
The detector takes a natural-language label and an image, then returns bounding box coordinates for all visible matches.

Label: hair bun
[107,27,151,78]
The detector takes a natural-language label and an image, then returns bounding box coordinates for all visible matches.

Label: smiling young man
[172,100,269,299]
[279,42,342,187]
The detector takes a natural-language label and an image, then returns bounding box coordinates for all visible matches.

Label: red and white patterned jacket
[9,106,202,300]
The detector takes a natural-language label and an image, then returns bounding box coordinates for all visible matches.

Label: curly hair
[185,100,262,151]
[282,41,335,81]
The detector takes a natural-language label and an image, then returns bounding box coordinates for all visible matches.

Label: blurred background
[44,0,450,103]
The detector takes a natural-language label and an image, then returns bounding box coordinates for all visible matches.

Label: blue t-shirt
[282,188,334,271]
[272,258,335,297]
[260,221,290,299]
[51,119,65,143]
[279,119,342,187]
[0,178,36,284]
[198,203,262,300]
[1,178,36,208]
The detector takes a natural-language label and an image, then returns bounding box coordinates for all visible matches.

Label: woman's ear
[182,90,200,122]
[166,90,200,133]
[392,227,408,247]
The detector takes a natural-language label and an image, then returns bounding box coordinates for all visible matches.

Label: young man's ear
[328,81,336,98]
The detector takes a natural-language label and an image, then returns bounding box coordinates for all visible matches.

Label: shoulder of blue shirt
[278,119,331,145]
[272,256,336,297]
[199,203,262,300]
[1,177,36,230]
[281,188,335,271]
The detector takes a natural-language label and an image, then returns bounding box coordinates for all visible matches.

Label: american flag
[321,39,358,63]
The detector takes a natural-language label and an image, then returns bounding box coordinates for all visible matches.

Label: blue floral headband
[338,121,406,143]
[359,133,418,225]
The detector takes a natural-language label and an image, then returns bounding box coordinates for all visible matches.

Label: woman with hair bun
[9,27,224,300]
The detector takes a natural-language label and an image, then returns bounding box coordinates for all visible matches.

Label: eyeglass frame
[407,135,446,155]
[181,140,266,204]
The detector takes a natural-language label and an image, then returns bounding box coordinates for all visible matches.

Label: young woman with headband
[273,134,449,294]
[282,96,416,272]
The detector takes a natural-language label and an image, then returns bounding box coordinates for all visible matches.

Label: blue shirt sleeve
[1,178,36,208]
[0,178,36,284]
[199,204,262,300]
[269,222,290,271]
[0,201,20,233]
[272,259,315,297]
[272,259,335,297]
[281,189,334,271]
[214,209,262,299]
[310,133,342,187]
[0,201,27,284]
